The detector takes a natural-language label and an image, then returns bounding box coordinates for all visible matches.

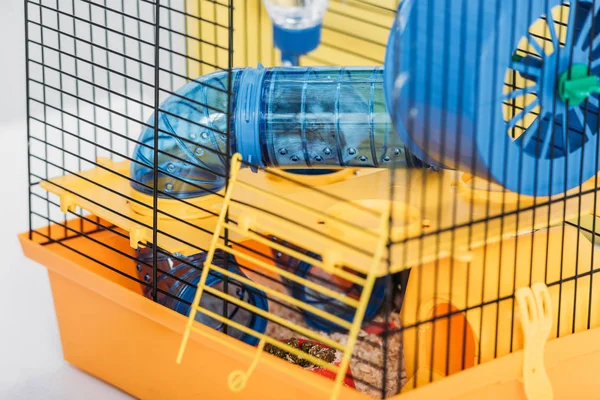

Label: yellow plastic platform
[41,155,600,277]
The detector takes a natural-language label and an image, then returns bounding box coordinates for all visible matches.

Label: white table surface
[0,2,132,399]
[0,120,134,400]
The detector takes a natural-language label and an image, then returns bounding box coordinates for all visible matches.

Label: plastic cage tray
[17,220,600,400]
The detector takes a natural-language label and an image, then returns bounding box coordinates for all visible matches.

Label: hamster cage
[18,0,600,399]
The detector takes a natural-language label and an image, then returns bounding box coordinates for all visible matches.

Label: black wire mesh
[23,0,600,399]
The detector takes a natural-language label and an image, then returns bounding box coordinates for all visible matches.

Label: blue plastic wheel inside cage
[385,0,600,196]
[136,247,268,346]
[271,238,386,333]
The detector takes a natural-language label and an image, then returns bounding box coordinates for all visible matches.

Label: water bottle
[262,0,329,66]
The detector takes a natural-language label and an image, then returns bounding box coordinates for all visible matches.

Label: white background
[0,1,132,398]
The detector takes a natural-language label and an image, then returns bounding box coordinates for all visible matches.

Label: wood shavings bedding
[263,292,407,398]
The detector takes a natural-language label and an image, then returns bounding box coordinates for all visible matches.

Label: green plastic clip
[558,64,600,107]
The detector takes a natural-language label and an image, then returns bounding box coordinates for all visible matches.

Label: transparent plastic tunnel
[130,66,431,199]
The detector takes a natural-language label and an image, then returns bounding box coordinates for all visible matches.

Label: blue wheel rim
[481,0,600,195]
[284,257,386,333]
[385,0,600,196]
[177,263,269,347]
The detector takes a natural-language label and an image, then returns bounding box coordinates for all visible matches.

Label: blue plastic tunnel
[130,66,430,199]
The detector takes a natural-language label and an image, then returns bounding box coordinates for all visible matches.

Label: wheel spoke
[546,10,559,49]
[518,116,541,147]
[592,58,600,70]
[574,106,594,141]
[575,7,593,50]
[502,85,538,101]
[539,117,556,158]
[588,95,599,109]
[511,60,542,79]
[588,5,600,50]
[507,98,540,130]
[562,112,570,153]
[528,34,546,56]
[565,2,580,52]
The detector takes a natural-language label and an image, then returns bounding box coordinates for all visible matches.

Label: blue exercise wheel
[270,238,386,333]
[385,0,600,196]
[288,259,386,333]
[136,247,268,346]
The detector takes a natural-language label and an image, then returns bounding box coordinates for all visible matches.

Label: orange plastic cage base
[18,220,368,400]
[18,218,600,400]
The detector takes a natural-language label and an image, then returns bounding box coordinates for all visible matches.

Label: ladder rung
[192,309,341,374]
[199,284,346,352]
[224,222,368,286]
[208,261,353,330]
[217,244,361,308]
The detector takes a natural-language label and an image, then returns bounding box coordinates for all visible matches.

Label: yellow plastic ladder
[176,153,391,400]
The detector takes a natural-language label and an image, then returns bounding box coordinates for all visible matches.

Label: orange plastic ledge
[19,221,600,400]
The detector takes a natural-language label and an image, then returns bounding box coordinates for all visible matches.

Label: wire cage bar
[19,0,600,399]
